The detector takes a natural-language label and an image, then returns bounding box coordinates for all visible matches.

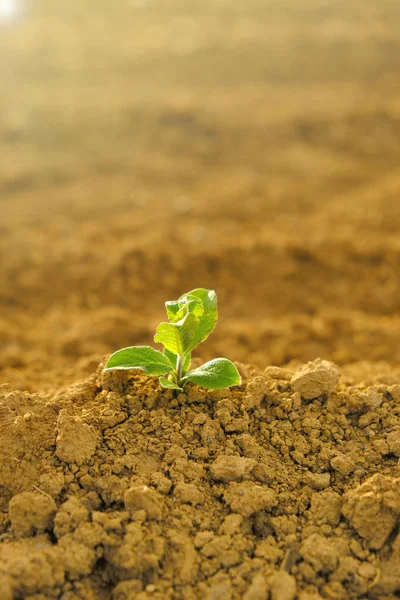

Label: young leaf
[181,352,191,376]
[105,346,173,376]
[164,347,178,369]
[165,297,203,323]
[159,376,183,391]
[181,358,241,389]
[165,300,185,323]
[154,312,198,356]
[182,288,218,348]
[183,295,205,318]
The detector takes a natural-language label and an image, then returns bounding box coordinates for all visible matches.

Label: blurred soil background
[1,0,400,393]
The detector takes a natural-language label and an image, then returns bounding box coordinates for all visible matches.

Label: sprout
[104,288,241,391]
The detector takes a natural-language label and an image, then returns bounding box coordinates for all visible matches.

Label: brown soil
[2,0,400,598]
[2,360,400,599]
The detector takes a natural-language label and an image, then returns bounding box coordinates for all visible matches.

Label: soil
[2,360,400,599]
[2,0,400,598]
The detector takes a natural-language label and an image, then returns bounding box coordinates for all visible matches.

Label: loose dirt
[1,359,400,599]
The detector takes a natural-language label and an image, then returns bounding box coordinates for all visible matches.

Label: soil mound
[1,358,400,599]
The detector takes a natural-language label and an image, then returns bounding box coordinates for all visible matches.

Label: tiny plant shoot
[104,288,241,391]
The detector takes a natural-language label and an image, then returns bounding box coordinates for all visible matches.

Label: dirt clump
[9,491,57,537]
[342,474,400,550]
[1,358,400,598]
[56,409,99,465]
[291,359,340,400]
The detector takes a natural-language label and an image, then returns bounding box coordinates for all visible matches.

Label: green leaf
[162,289,217,355]
[165,296,203,323]
[154,312,198,356]
[181,288,218,347]
[184,296,205,318]
[159,376,183,391]
[105,346,173,376]
[163,348,191,376]
[181,358,241,390]
[181,352,191,376]
[180,289,216,313]
[165,300,185,323]
[164,347,178,369]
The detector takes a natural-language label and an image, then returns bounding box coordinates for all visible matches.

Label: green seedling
[104,288,241,391]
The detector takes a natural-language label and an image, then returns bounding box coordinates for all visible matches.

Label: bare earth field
[1,0,400,598]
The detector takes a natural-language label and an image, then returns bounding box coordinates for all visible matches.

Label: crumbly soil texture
[1,358,400,600]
